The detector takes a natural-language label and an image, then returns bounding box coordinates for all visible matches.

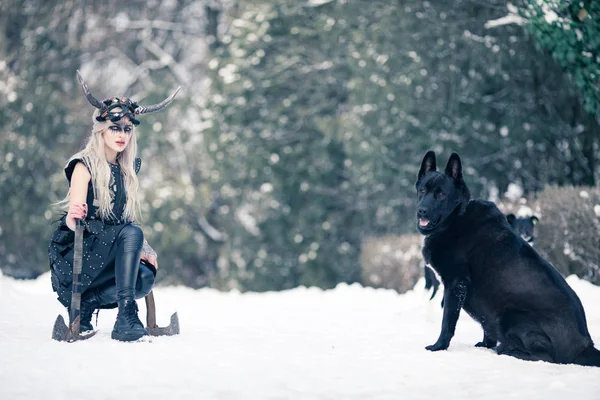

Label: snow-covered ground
[1,272,599,400]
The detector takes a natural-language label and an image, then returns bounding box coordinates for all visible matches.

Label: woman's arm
[141,239,158,269]
[66,162,91,231]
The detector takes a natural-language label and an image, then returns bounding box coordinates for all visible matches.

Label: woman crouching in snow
[49,72,179,341]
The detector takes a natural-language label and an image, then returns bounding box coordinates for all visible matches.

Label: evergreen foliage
[0,0,598,289]
[203,0,600,290]
[524,0,600,119]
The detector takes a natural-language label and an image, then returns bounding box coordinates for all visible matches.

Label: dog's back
[424,212,539,298]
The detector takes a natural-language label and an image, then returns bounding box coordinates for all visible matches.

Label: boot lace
[124,301,144,327]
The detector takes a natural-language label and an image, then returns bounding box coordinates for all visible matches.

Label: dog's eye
[419,188,426,194]
[438,191,446,198]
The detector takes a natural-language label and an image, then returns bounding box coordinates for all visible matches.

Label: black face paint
[109,120,134,135]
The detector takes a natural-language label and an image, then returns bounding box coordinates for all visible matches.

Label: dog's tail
[572,345,600,367]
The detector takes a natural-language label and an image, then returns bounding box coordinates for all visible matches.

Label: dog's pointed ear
[418,151,436,182]
[444,152,463,181]
[531,216,539,225]
[506,214,516,226]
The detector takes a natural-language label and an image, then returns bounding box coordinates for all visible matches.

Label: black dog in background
[506,214,539,245]
[425,214,540,298]
[416,150,600,366]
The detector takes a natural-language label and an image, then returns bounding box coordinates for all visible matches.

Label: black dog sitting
[415,150,600,366]
[506,214,539,245]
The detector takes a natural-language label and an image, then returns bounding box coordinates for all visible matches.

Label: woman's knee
[118,224,144,251]
[135,264,155,298]
[121,224,144,240]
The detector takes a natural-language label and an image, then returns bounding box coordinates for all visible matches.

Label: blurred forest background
[1,0,599,292]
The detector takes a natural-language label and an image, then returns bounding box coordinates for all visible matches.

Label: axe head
[147,312,180,336]
[51,314,96,342]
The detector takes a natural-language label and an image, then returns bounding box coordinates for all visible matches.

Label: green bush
[534,185,600,285]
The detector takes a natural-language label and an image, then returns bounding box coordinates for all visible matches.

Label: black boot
[79,299,97,333]
[69,293,99,333]
[111,299,148,342]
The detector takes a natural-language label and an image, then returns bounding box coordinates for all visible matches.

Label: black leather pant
[85,224,155,306]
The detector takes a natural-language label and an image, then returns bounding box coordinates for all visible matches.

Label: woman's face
[102,116,134,154]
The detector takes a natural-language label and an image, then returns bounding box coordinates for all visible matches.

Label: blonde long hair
[57,109,141,222]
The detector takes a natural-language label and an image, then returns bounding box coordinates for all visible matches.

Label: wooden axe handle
[145,290,157,329]
[69,219,84,337]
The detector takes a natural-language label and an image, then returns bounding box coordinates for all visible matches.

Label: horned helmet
[76,70,181,126]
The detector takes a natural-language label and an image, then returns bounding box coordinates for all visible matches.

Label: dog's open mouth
[418,216,439,230]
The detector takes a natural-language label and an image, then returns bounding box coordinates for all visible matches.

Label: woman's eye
[439,191,446,198]
[110,126,119,131]
[124,127,131,133]
[419,188,426,194]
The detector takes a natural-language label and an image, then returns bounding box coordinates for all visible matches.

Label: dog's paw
[426,341,449,351]
[475,340,496,348]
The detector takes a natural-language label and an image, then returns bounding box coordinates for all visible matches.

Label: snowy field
[1,271,599,400]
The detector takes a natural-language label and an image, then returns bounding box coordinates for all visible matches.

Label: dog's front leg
[426,278,469,351]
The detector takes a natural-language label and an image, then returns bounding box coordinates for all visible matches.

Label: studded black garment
[48,157,148,308]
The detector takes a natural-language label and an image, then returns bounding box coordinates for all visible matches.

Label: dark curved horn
[134,86,181,115]
[76,70,104,109]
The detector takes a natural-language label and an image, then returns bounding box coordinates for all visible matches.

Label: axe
[145,290,180,336]
[52,219,96,342]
